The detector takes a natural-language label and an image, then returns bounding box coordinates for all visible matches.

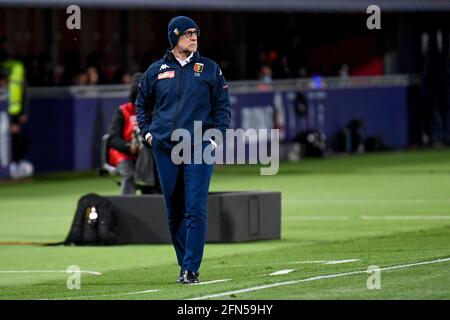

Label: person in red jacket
[107,73,143,195]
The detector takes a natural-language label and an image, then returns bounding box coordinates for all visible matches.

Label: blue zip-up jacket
[135,49,231,150]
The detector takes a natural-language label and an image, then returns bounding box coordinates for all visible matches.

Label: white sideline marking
[192,279,231,286]
[289,260,328,264]
[360,215,450,220]
[283,215,450,221]
[323,259,359,265]
[191,257,450,300]
[47,289,160,300]
[291,259,359,265]
[214,259,359,268]
[269,269,294,276]
[0,270,102,276]
[284,216,351,221]
[286,199,450,205]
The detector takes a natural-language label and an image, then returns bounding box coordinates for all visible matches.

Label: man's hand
[130,144,139,155]
[147,135,153,146]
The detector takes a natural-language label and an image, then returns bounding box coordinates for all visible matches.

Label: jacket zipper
[172,65,184,132]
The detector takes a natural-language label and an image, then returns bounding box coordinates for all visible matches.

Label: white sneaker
[9,162,20,179]
[18,160,34,178]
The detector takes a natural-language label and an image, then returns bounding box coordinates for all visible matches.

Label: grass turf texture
[0,149,449,300]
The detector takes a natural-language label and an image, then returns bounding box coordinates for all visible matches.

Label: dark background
[0,6,448,85]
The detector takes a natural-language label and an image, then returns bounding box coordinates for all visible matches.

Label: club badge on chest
[194,63,203,77]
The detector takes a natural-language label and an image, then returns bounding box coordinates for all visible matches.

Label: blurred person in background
[339,64,350,78]
[421,29,449,146]
[107,73,144,195]
[258,65,273,91]
[86,66,100,86]
[120,73,132,85]
[0,37,33,179]
[72,71,88,86]
[259,65,273,84]
[112,68,132,85]
[86,52,108,84]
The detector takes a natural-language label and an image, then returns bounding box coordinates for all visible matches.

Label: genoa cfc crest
[193,63,204,73]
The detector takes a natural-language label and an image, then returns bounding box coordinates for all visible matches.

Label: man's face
[176,28,198,54]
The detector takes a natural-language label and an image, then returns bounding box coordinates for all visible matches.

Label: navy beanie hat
[168,16,199,48]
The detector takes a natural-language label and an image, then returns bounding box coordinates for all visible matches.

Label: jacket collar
[164,49,201,64]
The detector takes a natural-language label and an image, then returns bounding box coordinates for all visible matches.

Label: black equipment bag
[294,129,327,157]
[135,144,157,186]
[134,143,162,194]
[64,193,117,245]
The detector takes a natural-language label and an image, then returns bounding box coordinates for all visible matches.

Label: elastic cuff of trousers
[184,266,198,273]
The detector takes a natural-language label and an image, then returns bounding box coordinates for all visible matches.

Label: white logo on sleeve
[160,64,169,71]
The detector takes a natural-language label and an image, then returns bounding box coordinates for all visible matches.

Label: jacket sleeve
[135,67,155,140]
[108,108,132,154]
[211,64,232,136]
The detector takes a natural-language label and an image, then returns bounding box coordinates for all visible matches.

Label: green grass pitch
[0,149,450,300]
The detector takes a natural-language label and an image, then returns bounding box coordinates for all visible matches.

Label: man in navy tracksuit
[135,16,231,284]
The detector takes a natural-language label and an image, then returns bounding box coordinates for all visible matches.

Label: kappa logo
[158,70,175,80]
[193,63,204,73]
[159,64,169,71]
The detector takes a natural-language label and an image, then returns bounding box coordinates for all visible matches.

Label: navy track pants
[151,140,214,273]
